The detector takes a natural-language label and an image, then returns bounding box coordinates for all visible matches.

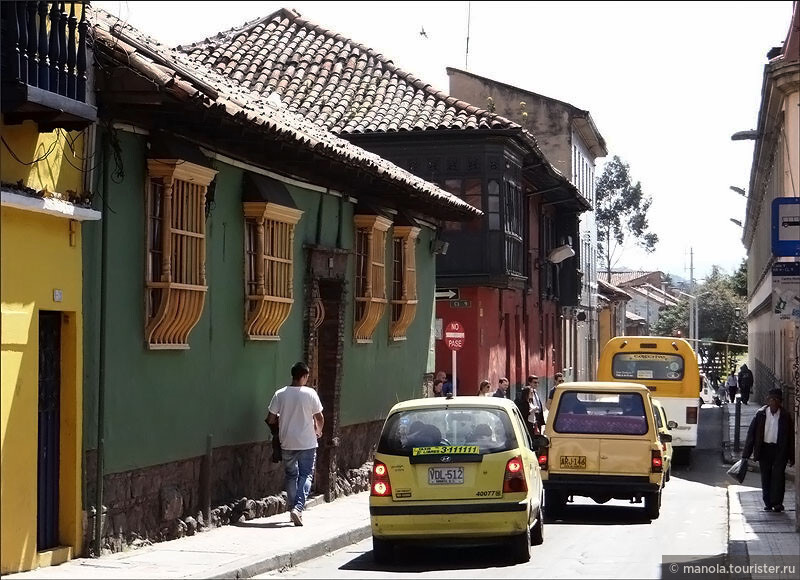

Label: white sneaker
[290,509,303,526]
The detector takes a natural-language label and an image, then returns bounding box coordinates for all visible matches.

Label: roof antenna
[465,1,471,69]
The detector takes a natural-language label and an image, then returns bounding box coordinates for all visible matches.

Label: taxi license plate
[428,466,464,485]
[560,456,587,469]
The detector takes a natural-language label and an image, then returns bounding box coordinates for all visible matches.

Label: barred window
[353,214,392,342]
[145,160,218,349]
[390,226,420,341]
[243,203,303,340]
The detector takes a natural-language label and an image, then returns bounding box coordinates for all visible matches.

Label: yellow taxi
[541,382,666,519]
[369,396,548,564]
[651,398,675,482]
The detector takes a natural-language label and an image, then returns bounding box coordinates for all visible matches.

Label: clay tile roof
[89,9,481,220]
[178,8,520,136]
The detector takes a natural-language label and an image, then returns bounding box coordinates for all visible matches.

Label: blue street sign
[772,198,800,256]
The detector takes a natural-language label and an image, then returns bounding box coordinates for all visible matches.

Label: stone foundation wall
[83,421,380,556]
[337,420,383,470]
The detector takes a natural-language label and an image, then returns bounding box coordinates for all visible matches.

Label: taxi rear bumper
[370,500,531,539]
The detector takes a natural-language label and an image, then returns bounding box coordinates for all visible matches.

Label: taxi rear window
[378,407,518,456]
[554,392,649,436]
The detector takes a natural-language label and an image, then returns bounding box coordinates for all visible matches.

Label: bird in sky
[419,26,428,39]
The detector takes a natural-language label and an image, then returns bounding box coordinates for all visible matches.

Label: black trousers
[740,386,751,404]
[758,443,788,508]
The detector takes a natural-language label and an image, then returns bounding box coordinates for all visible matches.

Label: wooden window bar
[243,202,303,340]
[353,215,392,343]
[389,226,420,341]
[144,159,217,349]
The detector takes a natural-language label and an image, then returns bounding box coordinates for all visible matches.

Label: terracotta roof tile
[89,9,481,220]
[179,8,520,136]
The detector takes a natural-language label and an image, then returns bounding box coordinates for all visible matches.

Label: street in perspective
[1,1,798,579]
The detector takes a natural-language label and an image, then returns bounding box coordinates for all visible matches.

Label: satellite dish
[548,244,575,264]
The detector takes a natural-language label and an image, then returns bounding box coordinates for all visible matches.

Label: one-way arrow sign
[435,288,459,301]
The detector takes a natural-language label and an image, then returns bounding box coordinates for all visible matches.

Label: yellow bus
[597,336,700,462]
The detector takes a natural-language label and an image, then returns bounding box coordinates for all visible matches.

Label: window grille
[144,159,217,349]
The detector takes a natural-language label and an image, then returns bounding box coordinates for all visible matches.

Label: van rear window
[378,407,517,456]
[554,392,648,435]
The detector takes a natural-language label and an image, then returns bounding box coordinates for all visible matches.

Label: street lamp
[730,218,743,227]
[729,186,747,197]
[731,130,760,141]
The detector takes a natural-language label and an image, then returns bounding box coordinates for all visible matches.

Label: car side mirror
[667,420,678,430]
[660,433,673,443]
[531,434,549,448]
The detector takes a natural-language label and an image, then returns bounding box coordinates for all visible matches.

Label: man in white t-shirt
[266,362,324,526]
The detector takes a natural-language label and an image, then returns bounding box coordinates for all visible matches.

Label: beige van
[540,382,667,519]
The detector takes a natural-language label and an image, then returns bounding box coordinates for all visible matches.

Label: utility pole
[689,248,695,343]
[465,1,471,69]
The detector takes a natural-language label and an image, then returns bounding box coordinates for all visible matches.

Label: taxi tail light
[537,452,548,470]
[686,406,698,424]
[651,449,663,473]
[503,456,527,493]
[371,460,392,497]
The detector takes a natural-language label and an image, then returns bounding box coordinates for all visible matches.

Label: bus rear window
[612,353,684,381]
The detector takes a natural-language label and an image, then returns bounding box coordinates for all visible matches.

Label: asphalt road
[260,404,730,579]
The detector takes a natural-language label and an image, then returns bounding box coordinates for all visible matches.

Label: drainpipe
[336,193,343,249]
[93,133,110,556]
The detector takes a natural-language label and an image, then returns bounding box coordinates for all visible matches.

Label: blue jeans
[283,448,317,512]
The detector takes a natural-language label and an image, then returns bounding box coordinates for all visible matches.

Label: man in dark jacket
[737,364,754,404]
[742,388,795,511]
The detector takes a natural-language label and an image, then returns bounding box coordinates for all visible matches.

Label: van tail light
[371,460,392,497]
[537,452,548,471]
[651,449,663,473]
[686,406,698,424]
[503,456,528,493]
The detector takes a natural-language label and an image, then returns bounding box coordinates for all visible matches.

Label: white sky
[95,1,793,280]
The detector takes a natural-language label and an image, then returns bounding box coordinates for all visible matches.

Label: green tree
[730,259,747,298]
[653,265,747,373]
[652,299,690,337]
[595,156,659,281]
[697,267,747,344]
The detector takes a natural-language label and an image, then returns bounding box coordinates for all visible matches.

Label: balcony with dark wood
[1,1,96,131]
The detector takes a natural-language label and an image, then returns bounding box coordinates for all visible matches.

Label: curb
[201,524,372,579]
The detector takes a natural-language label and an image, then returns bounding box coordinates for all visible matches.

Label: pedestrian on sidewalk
[525,375,545,433]
[737,364,754,405]
[476,379,492,397]
[493,377,510,398]
[546,372,565,410]
[741,388,795,512]
[725,372,739,402]
[266,362,324,527]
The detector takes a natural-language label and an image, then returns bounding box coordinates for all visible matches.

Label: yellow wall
[1,120,85,198]
[598,307,612,349]
[1,119,86,573]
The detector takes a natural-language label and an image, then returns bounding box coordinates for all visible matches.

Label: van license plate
[560,456,587,469]
[428,466,464,485]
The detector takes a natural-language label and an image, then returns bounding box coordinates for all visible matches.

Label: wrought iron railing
[1,1,89,102]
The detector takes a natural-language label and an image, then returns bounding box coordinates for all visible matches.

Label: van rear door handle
[600,455,609,459]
